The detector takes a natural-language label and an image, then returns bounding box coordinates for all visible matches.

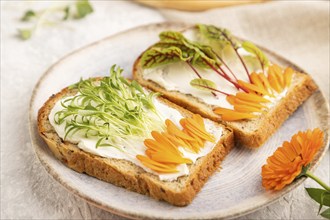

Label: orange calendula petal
[151,131,177,149]
[281,142,297,162]
[166,119,195,141]
[136,155,178,173]
[192,114,205,127]
[236,92,270,103]
[270,64,285,88]
[284,67,294,88]
[144,138,174,154]
[191,116,203,125]
[226,95,236,106]
[184,129,204,146]
[137,155,177,169]
[237,80,269,95]
[221,113,256,121]
[258,72,275,96]
[185,118,205,132]
[251,72,266,91]
[184,120,215,142]
[150,132,181,156]
[213,107,236,115]
[188,139,202,153]
[151,152,192,164]
[233,96,265,109]
[145,149,156,158]
[274,149,291,163]
[144,139,165,151]
[268,70,283,93]
[213,107,256,121]
[234,104,263,113]
[163,132,187,148]
[180,137,198,152]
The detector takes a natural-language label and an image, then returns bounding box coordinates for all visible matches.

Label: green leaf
[63,6,70,20]
[131,80,144,94]
[160,31,221,68]
[306,188,330,206]
[321,208,330,219]
[18,28,33,40]
[21,10,36,21]
[197,24,239,50]
[306,188,330,214]
[193,43,220,68]
[242,41,269,71]
[75,0,93,19]
[141,30,221,71]
[159,31,186,44]
[190,78,217,92]
[141,46,190,68]
[324,193,330,207]
[242,55,263,72]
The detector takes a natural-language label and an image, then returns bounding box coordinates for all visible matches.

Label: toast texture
[38,85,234,206]
[133,56,318,148]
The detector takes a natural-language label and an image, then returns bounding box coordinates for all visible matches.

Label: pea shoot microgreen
[54,65,164,149]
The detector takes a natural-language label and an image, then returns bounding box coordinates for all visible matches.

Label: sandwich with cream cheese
[37,65,234,206]
[133,24,317,148]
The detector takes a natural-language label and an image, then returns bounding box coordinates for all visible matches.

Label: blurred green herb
[75,0,94,19]
[18,28,33,40]
[21,10,36,21]
[18,0,93,40]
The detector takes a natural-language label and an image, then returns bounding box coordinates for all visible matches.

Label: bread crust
[133,55,318,148]
[37,84,234,206]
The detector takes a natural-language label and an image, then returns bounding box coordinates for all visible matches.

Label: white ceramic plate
[29,22,329,219]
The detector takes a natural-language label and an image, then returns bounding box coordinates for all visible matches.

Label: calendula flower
[262,128,324,190]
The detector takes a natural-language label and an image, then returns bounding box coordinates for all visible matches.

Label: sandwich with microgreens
[37,65,234,206]
[133,24,317,148]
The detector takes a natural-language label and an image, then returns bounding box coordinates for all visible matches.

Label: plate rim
[29,22,330,220]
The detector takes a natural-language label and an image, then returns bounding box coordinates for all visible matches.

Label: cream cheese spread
[143,61,288,111]
[142,48,259,109]
[49,96,223,181]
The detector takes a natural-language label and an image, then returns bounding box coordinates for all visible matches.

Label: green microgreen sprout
[54,65,164,150]
[18,0,93,40]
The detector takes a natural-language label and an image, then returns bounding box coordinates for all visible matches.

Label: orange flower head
[261,128,324,190]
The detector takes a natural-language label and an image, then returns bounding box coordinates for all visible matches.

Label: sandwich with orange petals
[38,65,234,206]
[133,24,318,148]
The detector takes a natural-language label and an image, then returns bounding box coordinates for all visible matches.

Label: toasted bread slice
[133,57,317,148]
[37,85,234,206]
